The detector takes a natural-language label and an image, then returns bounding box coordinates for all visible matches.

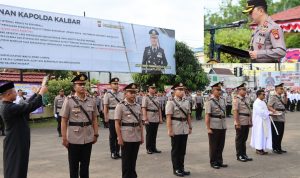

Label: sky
[0,0,204,48]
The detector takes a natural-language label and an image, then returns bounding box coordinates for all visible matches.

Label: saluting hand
[62,138,69,148]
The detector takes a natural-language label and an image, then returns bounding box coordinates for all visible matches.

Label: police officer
[54,89,66,137]
[233,83,253,162]
[166,83,192,177]
[142,83,163,154]
[114,83,144,178]
[267,83,287,154]
[60,74,99,178]
[225,91,232,117]
[205,82,228,169]
[243,0,286,63]
[103,77,124,159]
[142,29,168,74]
[195,91,204,120]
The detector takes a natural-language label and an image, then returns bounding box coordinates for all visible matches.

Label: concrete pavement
[0,112,299,178]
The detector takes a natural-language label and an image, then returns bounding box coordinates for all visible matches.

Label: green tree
[204,28,252,63]
[285,33,300,48]
[47,77,73,105]
[132,41,209,91]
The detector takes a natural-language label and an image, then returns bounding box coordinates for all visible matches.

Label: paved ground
[0,112,300,178]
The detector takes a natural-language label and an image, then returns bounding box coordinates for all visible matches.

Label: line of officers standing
[54,74,194,178]
[52,74,288,178]
[205,81,288,169]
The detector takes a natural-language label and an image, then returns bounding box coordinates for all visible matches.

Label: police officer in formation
[267,83,287,154]
[53,89,66,137]
[142,83,163,154]
[166,83,192,177]
[114,83,144,178]
[103,77,124,159]
[232,83,253,162]
[142,29,168,74]
[205,82,228,169]
[225,91,232,117]
[243,0,286,63]
[195,91,204,120]
[60,74,99,178]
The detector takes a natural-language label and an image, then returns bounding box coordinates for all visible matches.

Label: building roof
[0,72,46,83]
[209,68,233,75]
[271,6,300,23]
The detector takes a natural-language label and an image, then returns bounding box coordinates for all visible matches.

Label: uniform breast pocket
[174,108,180,115]
[86,106,94,112]
[256,36,266,45]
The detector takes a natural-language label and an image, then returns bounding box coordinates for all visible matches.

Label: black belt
[69,121,92,127]
[210,114,225,119]
[147,109,158,112]
[121,123,140,127]
[56,107,62,109]
[109,107,116,110]
[171,117,187,121]
[275,109,285,111]
[239,113,250,117]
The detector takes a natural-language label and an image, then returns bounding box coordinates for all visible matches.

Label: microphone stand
[205,23,243,62]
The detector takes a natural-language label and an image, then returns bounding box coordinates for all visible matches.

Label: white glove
[54,114,58,118]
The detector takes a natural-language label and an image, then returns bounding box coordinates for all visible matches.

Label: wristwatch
[94,134,99,138]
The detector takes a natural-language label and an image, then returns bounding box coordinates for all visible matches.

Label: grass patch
[29,118,57,128]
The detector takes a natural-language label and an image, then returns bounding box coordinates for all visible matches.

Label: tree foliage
[132,41,209,91]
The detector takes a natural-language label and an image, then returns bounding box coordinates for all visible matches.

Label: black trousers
[226,105,232,117]
[56,113,61,135]
[0,117,5,134]
[68,143,92,178]
[287,99,291,111]
[208,129,226,165]
[272,121,285,150]
[195,103,203,120]
[145,122,159,151]
[235,125,249,156]
[109,119,120,154]
[297,101,300,111]
[122,142,140,178]
[171,134,188,171]
[290,101,295,112]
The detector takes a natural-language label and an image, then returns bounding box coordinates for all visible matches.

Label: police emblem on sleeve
[271,29,280,40]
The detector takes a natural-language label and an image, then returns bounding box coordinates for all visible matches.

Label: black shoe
[173,170,184,177]
[111,153,118,159]
[279,149,287,153]
[182,170,190,176]
[153,149,162,153]
[273,149,282,154]
[244,155,253,161]
[218,163,228,168]
[116,153,121,158]
[237,155,247,162]
[147,150,153,154]
[211,164,220,169]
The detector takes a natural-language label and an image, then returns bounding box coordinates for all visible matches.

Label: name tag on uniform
[157,52,162,58]
[255,36,266,44]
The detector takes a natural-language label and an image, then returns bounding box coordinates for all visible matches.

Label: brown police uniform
[103,77,124,158]
[54,93,66,136]
[268,87,286,153]
[142,91,161,153]
[243,0,286,63]
[166,83,192,175]
[59,74,99,178]
[233,92,252,161]
[205,87,227,168]
[114,83,142,178]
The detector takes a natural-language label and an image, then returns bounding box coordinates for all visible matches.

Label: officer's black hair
[257,6,268,14]
[256,89,265,97]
